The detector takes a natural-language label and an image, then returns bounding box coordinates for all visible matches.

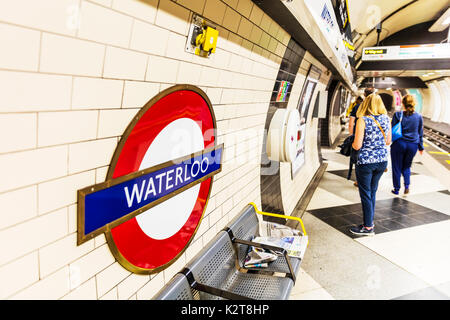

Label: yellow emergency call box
[186,15,219,58]
[200,26,218,53]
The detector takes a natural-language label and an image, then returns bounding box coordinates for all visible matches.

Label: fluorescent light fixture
[429,7,450,32]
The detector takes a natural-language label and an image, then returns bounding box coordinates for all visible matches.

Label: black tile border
[308,195,450,237]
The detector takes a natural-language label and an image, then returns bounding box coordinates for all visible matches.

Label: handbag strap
[368,115,387,145]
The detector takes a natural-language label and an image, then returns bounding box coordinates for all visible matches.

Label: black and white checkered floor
[289,139,450,300]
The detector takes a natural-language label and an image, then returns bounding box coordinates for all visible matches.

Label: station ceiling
[349,0,450,83]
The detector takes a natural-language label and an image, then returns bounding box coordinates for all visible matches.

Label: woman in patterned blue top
[350,94,392,236]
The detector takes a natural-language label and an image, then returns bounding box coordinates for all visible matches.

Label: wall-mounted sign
[364,49,387,55]
[77,85,223,274]
[276,81,291,102]
[304,0,353,83]
[291,66,321,178]
[362,43,450,61]
[393,90,402,107]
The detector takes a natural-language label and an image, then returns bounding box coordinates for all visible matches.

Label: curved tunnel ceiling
[349,0,450,85]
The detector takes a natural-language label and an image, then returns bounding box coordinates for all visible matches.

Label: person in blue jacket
[390,94,424,195]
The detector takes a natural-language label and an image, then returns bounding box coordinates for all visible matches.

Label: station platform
[288,132,450,300]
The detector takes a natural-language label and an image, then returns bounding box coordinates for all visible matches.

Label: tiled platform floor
[308,197,450,238]
[289,134,450,300]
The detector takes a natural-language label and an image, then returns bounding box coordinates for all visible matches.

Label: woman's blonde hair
[356,93,387,118]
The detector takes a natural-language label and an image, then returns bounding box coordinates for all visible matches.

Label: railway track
[423,127,450,153]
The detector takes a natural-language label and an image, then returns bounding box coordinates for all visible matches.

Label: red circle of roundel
[106,88,215,273]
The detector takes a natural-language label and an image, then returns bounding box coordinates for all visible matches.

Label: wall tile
[40,33,105,77]
[122,81,160,108]
[0,146,68,193]
[38,170,96,214]
[0,23,40,71]
[0,252,39,299]
[146,55,179,83]
[0,71,72,112]
[130,20,169,56]
[11,266,70,299]
[222,6,241,33]
[97,108,139,138]
[72,77,124,109]
[39,233,94,278]
[112,0,159,23]
[0,207,68,266]
[103,46,148,80]
[155,0,190,36]
[203,0,227,25]
[38,110,98,147]
[0,113,36,153]
[0,186,37,230]
[0,0,80,36]
[78,1,133,47]
[68,138,117,174]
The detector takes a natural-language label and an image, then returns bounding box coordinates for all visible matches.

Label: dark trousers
[390,139,418,191]
[355,161,388,228]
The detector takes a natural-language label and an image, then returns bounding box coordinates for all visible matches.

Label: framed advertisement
[291,66,322,178]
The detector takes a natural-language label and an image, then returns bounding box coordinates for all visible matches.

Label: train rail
[423,127,450,153]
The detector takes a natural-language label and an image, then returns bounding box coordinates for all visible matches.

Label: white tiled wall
[0,0,329,299]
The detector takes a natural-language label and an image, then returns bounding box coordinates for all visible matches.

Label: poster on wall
[393,91,403,111]
[291,66,322,178]
[407,89,423,114]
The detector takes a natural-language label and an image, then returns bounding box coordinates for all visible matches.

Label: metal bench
[152,203,308,300]
[223,203,308,284]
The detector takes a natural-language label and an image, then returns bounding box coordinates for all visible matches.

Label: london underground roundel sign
[77,85,223,274]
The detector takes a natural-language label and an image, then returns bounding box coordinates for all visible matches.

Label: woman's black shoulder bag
[339,135,354,157]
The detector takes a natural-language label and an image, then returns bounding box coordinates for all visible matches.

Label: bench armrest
[248,202,308,245]
[181,268,254,300]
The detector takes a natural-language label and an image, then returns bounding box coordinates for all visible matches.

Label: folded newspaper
[259,220,302,238]
[244,247,278,268]
[251,236,304,259]
[244,221,308,267]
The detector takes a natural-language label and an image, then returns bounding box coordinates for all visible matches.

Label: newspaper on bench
[244,221,307,267]
[244,247,278,268]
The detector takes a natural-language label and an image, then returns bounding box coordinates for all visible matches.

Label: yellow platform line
[429,151,450,155]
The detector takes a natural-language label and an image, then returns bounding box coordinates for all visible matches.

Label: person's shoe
[404,188,410,194]
[391,189,399,195]
[350,225,375,236]
[353,181,358,187]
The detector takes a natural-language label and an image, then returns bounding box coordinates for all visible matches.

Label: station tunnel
[0,0,449,303]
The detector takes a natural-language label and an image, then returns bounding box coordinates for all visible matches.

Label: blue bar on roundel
[83,147,222,236]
